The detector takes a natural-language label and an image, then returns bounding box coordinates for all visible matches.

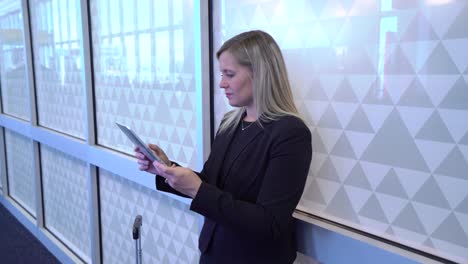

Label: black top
[156,115,312,264]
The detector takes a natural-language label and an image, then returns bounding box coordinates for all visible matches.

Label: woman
[135,30,312,263]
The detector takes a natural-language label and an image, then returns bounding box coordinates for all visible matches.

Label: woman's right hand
[134,144,171,174]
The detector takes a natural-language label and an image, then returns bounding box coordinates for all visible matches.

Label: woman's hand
[134,143,170,174]
[154,162,202,198]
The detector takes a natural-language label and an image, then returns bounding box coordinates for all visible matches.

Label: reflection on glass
[30,0,85,138]
[91,0,199,169]
[0,0,30,120]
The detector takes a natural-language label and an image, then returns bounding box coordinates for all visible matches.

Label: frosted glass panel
[41,145,90,262]
[213,1,468,263]
[91,0,200,168]
[0,1,30,120]
[30,0,85,138]
[99,169,199,264]
[5,130,35,216]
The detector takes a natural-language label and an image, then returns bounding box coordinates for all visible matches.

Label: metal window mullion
[0,128,9,196]
[80,0,101,263]
[21,0,44,229]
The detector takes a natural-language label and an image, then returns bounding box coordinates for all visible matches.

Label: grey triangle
[385,46,415,74]
[400,13,438,42]
[311,129,327,153]
[465,68,468,74]
[423,238,434,248]
[392,203,427,235]
[359,194,389,223]
[316,158,340,182]
[419,43,459,74]
[345,163,372,190]
[306,79,328,101]
[343,47,376,74]
[361,109,429,172]
[376,169,408,199]
[330,133,356,158]
[318,105,342,129]
[415,110,455,143]
[332,78,358,102]
[155,95,172,124]
[362,79,393,105]
[432,213,468,247]
[325,187,359,223]
[345,105,374,133]
[435,147,468,180]
[386,226,395,235]
[303,179,326,205]
[455,196,468,214]
[444,4,468,39]
[439,76,468,110]
[397,78,433,107]
[413,177,450,209]
[460,132,468,145]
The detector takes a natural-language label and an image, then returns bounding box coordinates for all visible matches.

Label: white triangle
[316,127,342,154]
[344,131,373,159]
[315,178,341,204]
[418,75,458,106]
[443,39,468,74]
[330,156,357,182]
[319,75,344,100]
[347,75,376,102]
[400,41,438,72]
[397,106,433,137]
[270,1,289,26]
[374,194,407,223]
[344,185,373,212]
[331,102,358,128]
[310,152,328,175]
[413,201,451,235]
[439,109,468,142]
[348,0,379,16]
[361,104,393,132]
[306,23,330,48]
[305,101,329,125]
[360,161,390,190]
[414,140,454,173]
[393,168,431,199]
[426,1,465,38]
[434,174,468,210]
[384,75,415,104]
[281,26,302,49]
[247,4,268,28]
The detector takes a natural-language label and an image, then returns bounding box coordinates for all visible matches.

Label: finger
[138,165,148,171]
[137,159,149,166]
[134,146,140,152]
[135,152,147,160]
[148,143,162,153]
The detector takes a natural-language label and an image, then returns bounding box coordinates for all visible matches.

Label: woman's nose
[219,79,228,88]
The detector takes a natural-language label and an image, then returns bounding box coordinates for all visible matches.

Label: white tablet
[115,122,169,165]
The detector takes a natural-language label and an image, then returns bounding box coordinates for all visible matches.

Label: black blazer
[156,115,312,264]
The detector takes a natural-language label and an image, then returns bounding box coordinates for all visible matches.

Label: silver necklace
[241,120,254,131]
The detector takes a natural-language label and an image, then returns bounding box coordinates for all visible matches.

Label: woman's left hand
[154,162,202,198]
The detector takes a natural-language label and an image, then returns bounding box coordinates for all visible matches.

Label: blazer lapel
[222,124,264,188]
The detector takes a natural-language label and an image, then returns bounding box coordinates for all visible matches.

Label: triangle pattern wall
[213,1,468,262]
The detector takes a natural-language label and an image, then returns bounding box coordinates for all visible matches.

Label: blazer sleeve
[190,119,312,241]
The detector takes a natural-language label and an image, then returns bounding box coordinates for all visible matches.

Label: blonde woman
[135,30,312,263]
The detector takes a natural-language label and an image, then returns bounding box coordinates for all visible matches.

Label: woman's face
[218,51,254,108]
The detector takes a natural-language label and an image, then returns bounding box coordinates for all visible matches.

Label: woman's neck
[244,106,257,122]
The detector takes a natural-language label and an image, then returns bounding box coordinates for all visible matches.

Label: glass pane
[30,0,85,138]
[5,130,35,216]
[41,145,90,262]
[91,0,200,168]
[0,0,30,120]
[212,1,468,263]
[99,169,200,263]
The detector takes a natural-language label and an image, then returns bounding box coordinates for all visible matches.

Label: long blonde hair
[216,30,301,134]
